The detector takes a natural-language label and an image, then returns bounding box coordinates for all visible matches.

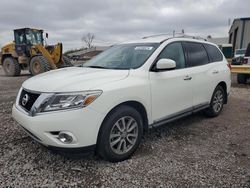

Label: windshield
[235,49,246,55]
[83,43,159,69]
[15,31,26,44]
[25,30,43,45]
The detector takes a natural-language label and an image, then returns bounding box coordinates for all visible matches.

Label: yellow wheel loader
[0,28,72,76]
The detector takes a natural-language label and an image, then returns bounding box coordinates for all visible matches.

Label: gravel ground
[0,68,250,187]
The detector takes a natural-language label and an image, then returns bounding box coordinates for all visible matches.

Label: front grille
[19,89,40,112]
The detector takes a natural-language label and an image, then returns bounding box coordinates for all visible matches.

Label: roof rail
[172,35,207,41]
[142,32,184,39]
[142,33,207,43]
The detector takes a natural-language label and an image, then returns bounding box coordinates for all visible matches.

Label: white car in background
[232,48,246,65]
[234,48,246,58]
[12,36,231,162]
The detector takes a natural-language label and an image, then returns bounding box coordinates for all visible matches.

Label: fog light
[58,132,74,144]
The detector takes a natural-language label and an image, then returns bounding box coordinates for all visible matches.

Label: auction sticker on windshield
[134,46,154,50]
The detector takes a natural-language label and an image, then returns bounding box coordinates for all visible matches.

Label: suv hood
[22,67,129,92]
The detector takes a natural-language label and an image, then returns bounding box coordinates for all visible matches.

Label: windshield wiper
[83,65,109,69]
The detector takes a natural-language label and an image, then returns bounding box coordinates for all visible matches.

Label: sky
[0,0,249,51]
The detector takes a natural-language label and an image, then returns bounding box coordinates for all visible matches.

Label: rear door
[183,42,218,108]
[149,42,193,122]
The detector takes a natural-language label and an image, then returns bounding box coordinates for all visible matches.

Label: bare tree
[81,33,95,49]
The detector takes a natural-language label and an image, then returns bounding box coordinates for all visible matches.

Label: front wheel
[97,105,143,162]
[29,56,50,76]
[205,85,225,117]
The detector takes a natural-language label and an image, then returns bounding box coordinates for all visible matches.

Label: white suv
[12,37,231,162]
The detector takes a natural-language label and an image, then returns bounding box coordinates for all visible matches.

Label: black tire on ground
[204,85,225,117]
[29,56,50,76]
[62,55,73,67]
[97,105,143,162]
[237,73,247,84]
[2,57,21,76]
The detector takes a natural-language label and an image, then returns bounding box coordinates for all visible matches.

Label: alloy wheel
[109,116,138,155]
[212,90,224,113]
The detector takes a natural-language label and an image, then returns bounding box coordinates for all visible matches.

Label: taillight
[227,63,231,70]
[242,58,248,64]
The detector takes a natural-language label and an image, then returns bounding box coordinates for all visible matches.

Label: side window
[184,42,209,67]
[158,42,185,69]
[204,44,223,62]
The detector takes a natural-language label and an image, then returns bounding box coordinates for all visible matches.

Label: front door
[150,42,193,123]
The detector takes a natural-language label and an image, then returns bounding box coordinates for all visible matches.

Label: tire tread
[3,57,21,76]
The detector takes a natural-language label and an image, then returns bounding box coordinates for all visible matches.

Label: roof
[13,28,43,32]
[124,35,171,43]
[229,17,250,32]
[123,35,216,46]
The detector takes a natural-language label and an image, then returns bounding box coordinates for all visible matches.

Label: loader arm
[33,43,63,70]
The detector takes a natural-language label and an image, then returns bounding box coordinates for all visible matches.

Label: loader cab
[14,28,44,56]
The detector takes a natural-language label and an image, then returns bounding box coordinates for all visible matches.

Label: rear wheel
[205,85,225,117]
[3,57,21,76]
[29,56,50,76]
[237,73,247,84]
[97,105,143,162]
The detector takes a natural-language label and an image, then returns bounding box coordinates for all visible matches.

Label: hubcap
[33,61,41,74]
[212,90,223,113]
[109,116,138,155]
[4,60,11,73]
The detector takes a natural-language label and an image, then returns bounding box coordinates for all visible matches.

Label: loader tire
[3,57,21,76]
[30,56,50,76]
[237,73,247,84]
[62,55,73,67]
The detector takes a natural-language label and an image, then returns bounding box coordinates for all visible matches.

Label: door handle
[212,70,219,74]
[183,75,192,80]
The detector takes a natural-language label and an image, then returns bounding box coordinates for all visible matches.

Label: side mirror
[156,58,176,70]
[46,33,49,38]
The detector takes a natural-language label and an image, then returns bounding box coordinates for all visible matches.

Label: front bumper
[12,104,105,148]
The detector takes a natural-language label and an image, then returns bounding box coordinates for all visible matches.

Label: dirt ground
[0,67,249,187]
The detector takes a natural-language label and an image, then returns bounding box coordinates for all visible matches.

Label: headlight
[37,90,102,113]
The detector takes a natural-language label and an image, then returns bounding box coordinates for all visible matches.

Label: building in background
[229,17,250,52]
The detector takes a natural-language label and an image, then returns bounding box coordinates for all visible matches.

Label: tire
[2,57,21,76]
[29,56,50,76]
[204,85,225,117]
[237,73,247,84]
[97,105,143,162]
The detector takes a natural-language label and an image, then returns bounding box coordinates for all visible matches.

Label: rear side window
[204,44,223,62]
[184,42,209,67]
